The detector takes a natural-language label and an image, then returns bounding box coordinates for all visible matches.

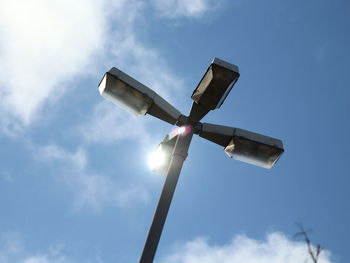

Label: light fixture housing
[198,123,284,168]
[191,58,240,111]
[99,67,181,125]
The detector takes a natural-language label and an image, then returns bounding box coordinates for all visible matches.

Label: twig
[294,222,324,263]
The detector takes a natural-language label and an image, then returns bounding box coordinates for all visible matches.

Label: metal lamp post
[98,58,284,263]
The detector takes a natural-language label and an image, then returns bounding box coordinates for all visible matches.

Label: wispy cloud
[80,101,151,145]
[38,144,87,171]
[35,144,149,211]
[0,171,14,182]
[162,232,333,263]
[0,233,23,263]
[151,0,222,18]
[70,171,149,212]
[110,34,185,104]
[0,233,81,263]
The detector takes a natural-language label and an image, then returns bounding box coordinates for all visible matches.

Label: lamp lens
[224,138,283,169]
[99,73,153,116]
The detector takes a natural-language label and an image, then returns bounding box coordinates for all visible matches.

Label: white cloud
[35,144,149,211]
[162,232,333,263]
[151,0,218,18]
[0,0,109,127]
[0,0,188,135]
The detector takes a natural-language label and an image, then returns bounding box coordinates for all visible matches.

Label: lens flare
[178,126,186,134]
[177,125,191,136]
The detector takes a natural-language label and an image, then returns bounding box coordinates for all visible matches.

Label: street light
[189,58,240,122]
[98,58,284,263]
[192,58,240,110]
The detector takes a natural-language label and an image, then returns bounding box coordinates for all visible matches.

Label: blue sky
[0,0,349,262]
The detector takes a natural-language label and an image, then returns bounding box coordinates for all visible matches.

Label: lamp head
[98,68,154,116]
[191,58,240,111]
[98,67,181,124]
[198,123,284,169]
[224,128,284,169]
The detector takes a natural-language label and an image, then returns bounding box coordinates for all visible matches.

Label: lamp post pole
[139,125,194,263]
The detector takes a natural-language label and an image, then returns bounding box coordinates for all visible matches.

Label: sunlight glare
[178,126,186,134]
[148,145,167,171]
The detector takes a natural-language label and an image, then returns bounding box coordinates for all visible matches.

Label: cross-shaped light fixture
[98,58,284,263]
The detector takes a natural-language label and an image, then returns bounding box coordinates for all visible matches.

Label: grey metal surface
[234,128,283,149]
[188,101,210,123]
[212,57,239,75]
[148,94,182,125]
[139,127,194,263]
[199,122,235,147]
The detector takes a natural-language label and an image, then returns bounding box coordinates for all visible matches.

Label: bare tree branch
[294,222,324,263]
